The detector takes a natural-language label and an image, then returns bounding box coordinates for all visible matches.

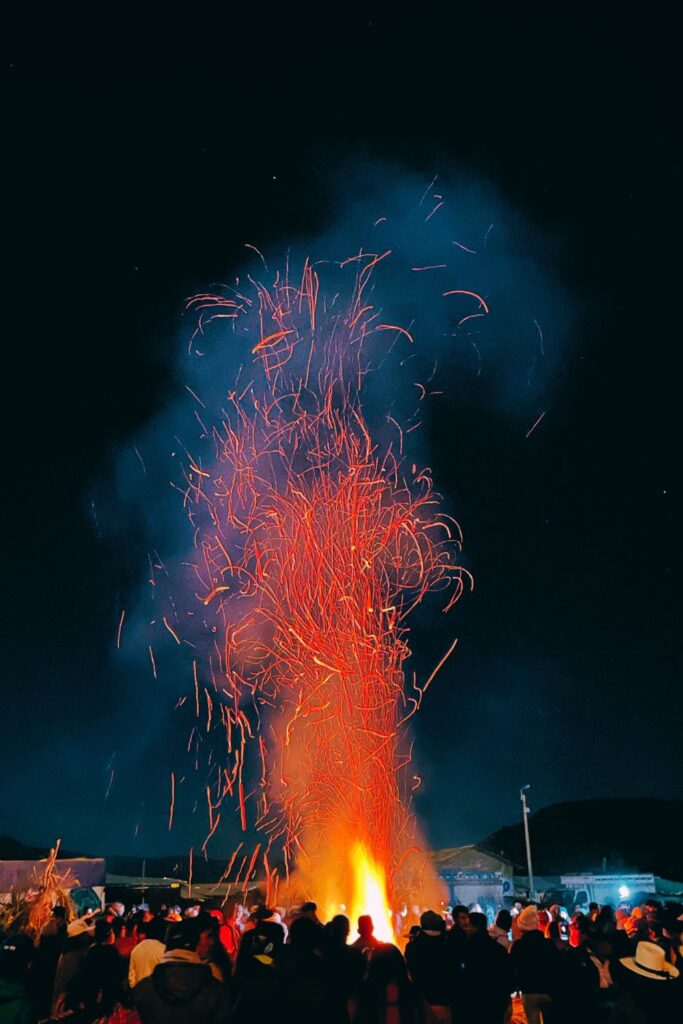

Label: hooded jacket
[509,930,558,994]
[405,930,450,1006]
[133,950,231,1024]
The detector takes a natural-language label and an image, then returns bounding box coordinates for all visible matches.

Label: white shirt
[128,938,165,988]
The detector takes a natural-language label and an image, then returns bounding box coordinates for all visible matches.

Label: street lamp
[520,785,535,901]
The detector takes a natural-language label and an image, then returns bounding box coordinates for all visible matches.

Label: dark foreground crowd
[1,896,682,1024]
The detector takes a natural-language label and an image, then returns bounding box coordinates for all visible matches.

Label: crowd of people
[1,892,682,1023]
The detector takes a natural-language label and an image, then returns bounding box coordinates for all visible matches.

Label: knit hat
[517,905,539,932]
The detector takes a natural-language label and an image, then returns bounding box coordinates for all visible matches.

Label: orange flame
[346,841,395,943]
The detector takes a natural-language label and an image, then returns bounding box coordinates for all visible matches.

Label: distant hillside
[0,836,231,884]
[0,836,81,861]
[5,798,683,884]
[479,799,683,879]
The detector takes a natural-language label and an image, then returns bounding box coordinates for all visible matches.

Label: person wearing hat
[232,920,286,1023]
[405,910,450,1021]
[66,918,126,1020]
[509,905,559,1024]
[51,916,96,1015]
[611,940,681,1023]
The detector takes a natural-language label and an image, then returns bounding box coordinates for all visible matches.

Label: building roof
[432,845,517,873]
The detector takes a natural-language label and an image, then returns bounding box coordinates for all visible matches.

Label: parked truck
[541,873,656,911]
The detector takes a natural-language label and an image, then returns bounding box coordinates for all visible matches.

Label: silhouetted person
[67,918,126,1019]
[324,914,365,1021]
[547,920,569,952]
[554,930,616,1024]
[356,942,417,1024]
[444,905,470,1003]
[0,933,35,1024]
[280,915,339,1024]
[612,940,681,1023]
[300,901,324,928]
[196,910,233,986]
[353,915,382,957]
[509,905,558,1024]
[51,917,94,1015]
[134,917,231,1024]
[488,909,512,951]
[29,904,66,1016]
[217,904,242,964]
[595,904,616,934]
[232,920,284,1024]
[404,910,450,1020]
[457,912,512,1024]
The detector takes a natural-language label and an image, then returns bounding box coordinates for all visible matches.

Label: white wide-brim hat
[620,940,680,981]
[67,915,95,937]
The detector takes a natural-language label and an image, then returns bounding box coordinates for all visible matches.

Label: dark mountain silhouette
[0,836,226,883]
[479,799,683,879]
[4,798,683,885]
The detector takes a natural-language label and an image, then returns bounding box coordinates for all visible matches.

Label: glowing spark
[452,240,477,254]
[525,411,546,438]
[163,617,181,644]
[133,445,147,474]
[116,609,125,649]
[159,251,469,919]
[443,289,490,313]
[168,772,175,830]
[422,638,459,694]
[252,329,294,353]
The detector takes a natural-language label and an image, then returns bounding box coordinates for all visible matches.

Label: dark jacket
[68,941,125,1016]
[509,930,558,994]
[232,956,283,1024]
[444,926,469,972]
[553,945,616,1024]
[279,948,342,1024]
[610,961,682,1024]
[0,977,34,1024]
[324,942,365,1011]
[458,932,513,1022]
[405,931,450,1006]
[134,952,231,1024]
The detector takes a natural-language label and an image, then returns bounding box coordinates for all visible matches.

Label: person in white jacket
[129,917,166,988]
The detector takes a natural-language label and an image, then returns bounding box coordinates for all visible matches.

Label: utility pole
[520,785,535,901]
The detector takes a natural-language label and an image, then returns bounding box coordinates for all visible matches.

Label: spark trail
[170,252,472,928]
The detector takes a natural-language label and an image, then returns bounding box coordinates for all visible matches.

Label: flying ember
[170,249,472,927]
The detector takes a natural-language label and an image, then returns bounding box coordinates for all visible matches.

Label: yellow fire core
[341,841,395,943]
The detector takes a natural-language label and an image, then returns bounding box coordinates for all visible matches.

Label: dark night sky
[3,11,680,859]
